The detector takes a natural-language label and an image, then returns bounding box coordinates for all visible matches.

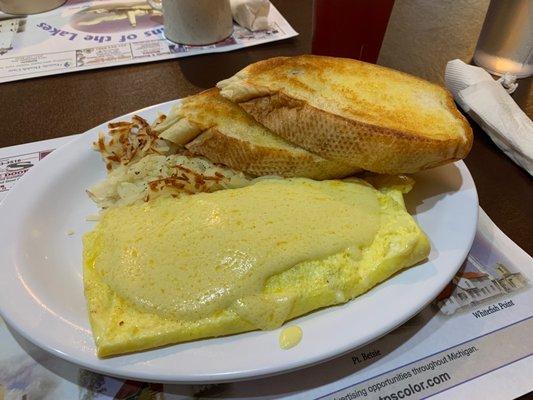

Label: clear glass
[474,0,532,78]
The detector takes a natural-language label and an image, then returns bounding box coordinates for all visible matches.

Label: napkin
[0,17,25,56]
[445,59,533,175]
[230,0,270,31]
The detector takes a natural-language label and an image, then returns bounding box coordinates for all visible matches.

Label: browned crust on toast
[239,91,473,174]
[186,127,360,179]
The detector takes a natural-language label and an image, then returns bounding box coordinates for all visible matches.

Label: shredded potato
[90,112,256,209]
[94,114,178,171]
[88,154,252,209]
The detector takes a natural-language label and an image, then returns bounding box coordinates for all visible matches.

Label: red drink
[312,0,395,63]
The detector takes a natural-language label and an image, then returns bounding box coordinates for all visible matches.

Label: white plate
[0,100,478,384]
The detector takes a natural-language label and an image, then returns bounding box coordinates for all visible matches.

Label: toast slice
[156,88,359,179]
[217,55,473,174]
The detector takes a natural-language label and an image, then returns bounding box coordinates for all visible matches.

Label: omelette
[84,177,429,357]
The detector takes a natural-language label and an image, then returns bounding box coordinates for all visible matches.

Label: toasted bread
[156,88,359,179]
[217,55,473,174]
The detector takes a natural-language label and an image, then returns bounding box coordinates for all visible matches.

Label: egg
[83,178,429,357]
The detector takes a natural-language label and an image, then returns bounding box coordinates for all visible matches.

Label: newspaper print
[435,232,528,316]
[0,0,297,83]
[0,149,53,193]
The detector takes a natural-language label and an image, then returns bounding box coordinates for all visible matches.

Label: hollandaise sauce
[86,178,380,329]
[279,325,303,349]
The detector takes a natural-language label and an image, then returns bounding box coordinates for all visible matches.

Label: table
[0,0,531,256]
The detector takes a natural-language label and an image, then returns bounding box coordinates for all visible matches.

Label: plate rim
[0,100,479,383]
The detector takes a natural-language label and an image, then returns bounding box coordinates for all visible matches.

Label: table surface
[0,0,531,256]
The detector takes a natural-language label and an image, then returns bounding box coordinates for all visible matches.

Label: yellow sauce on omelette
[279,325,303,349]
[89,178,380,326]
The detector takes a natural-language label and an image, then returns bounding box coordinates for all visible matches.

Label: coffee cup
[0,0,66,15]
[148,0,233,45]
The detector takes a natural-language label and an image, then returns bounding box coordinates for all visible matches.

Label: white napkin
[230,0,270,31]
[445,59,533,175]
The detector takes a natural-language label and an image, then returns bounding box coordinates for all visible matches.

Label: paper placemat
[0,135,532,400]
[0,0,297,84]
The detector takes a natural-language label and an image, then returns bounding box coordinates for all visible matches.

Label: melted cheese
[89,178,380,328]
